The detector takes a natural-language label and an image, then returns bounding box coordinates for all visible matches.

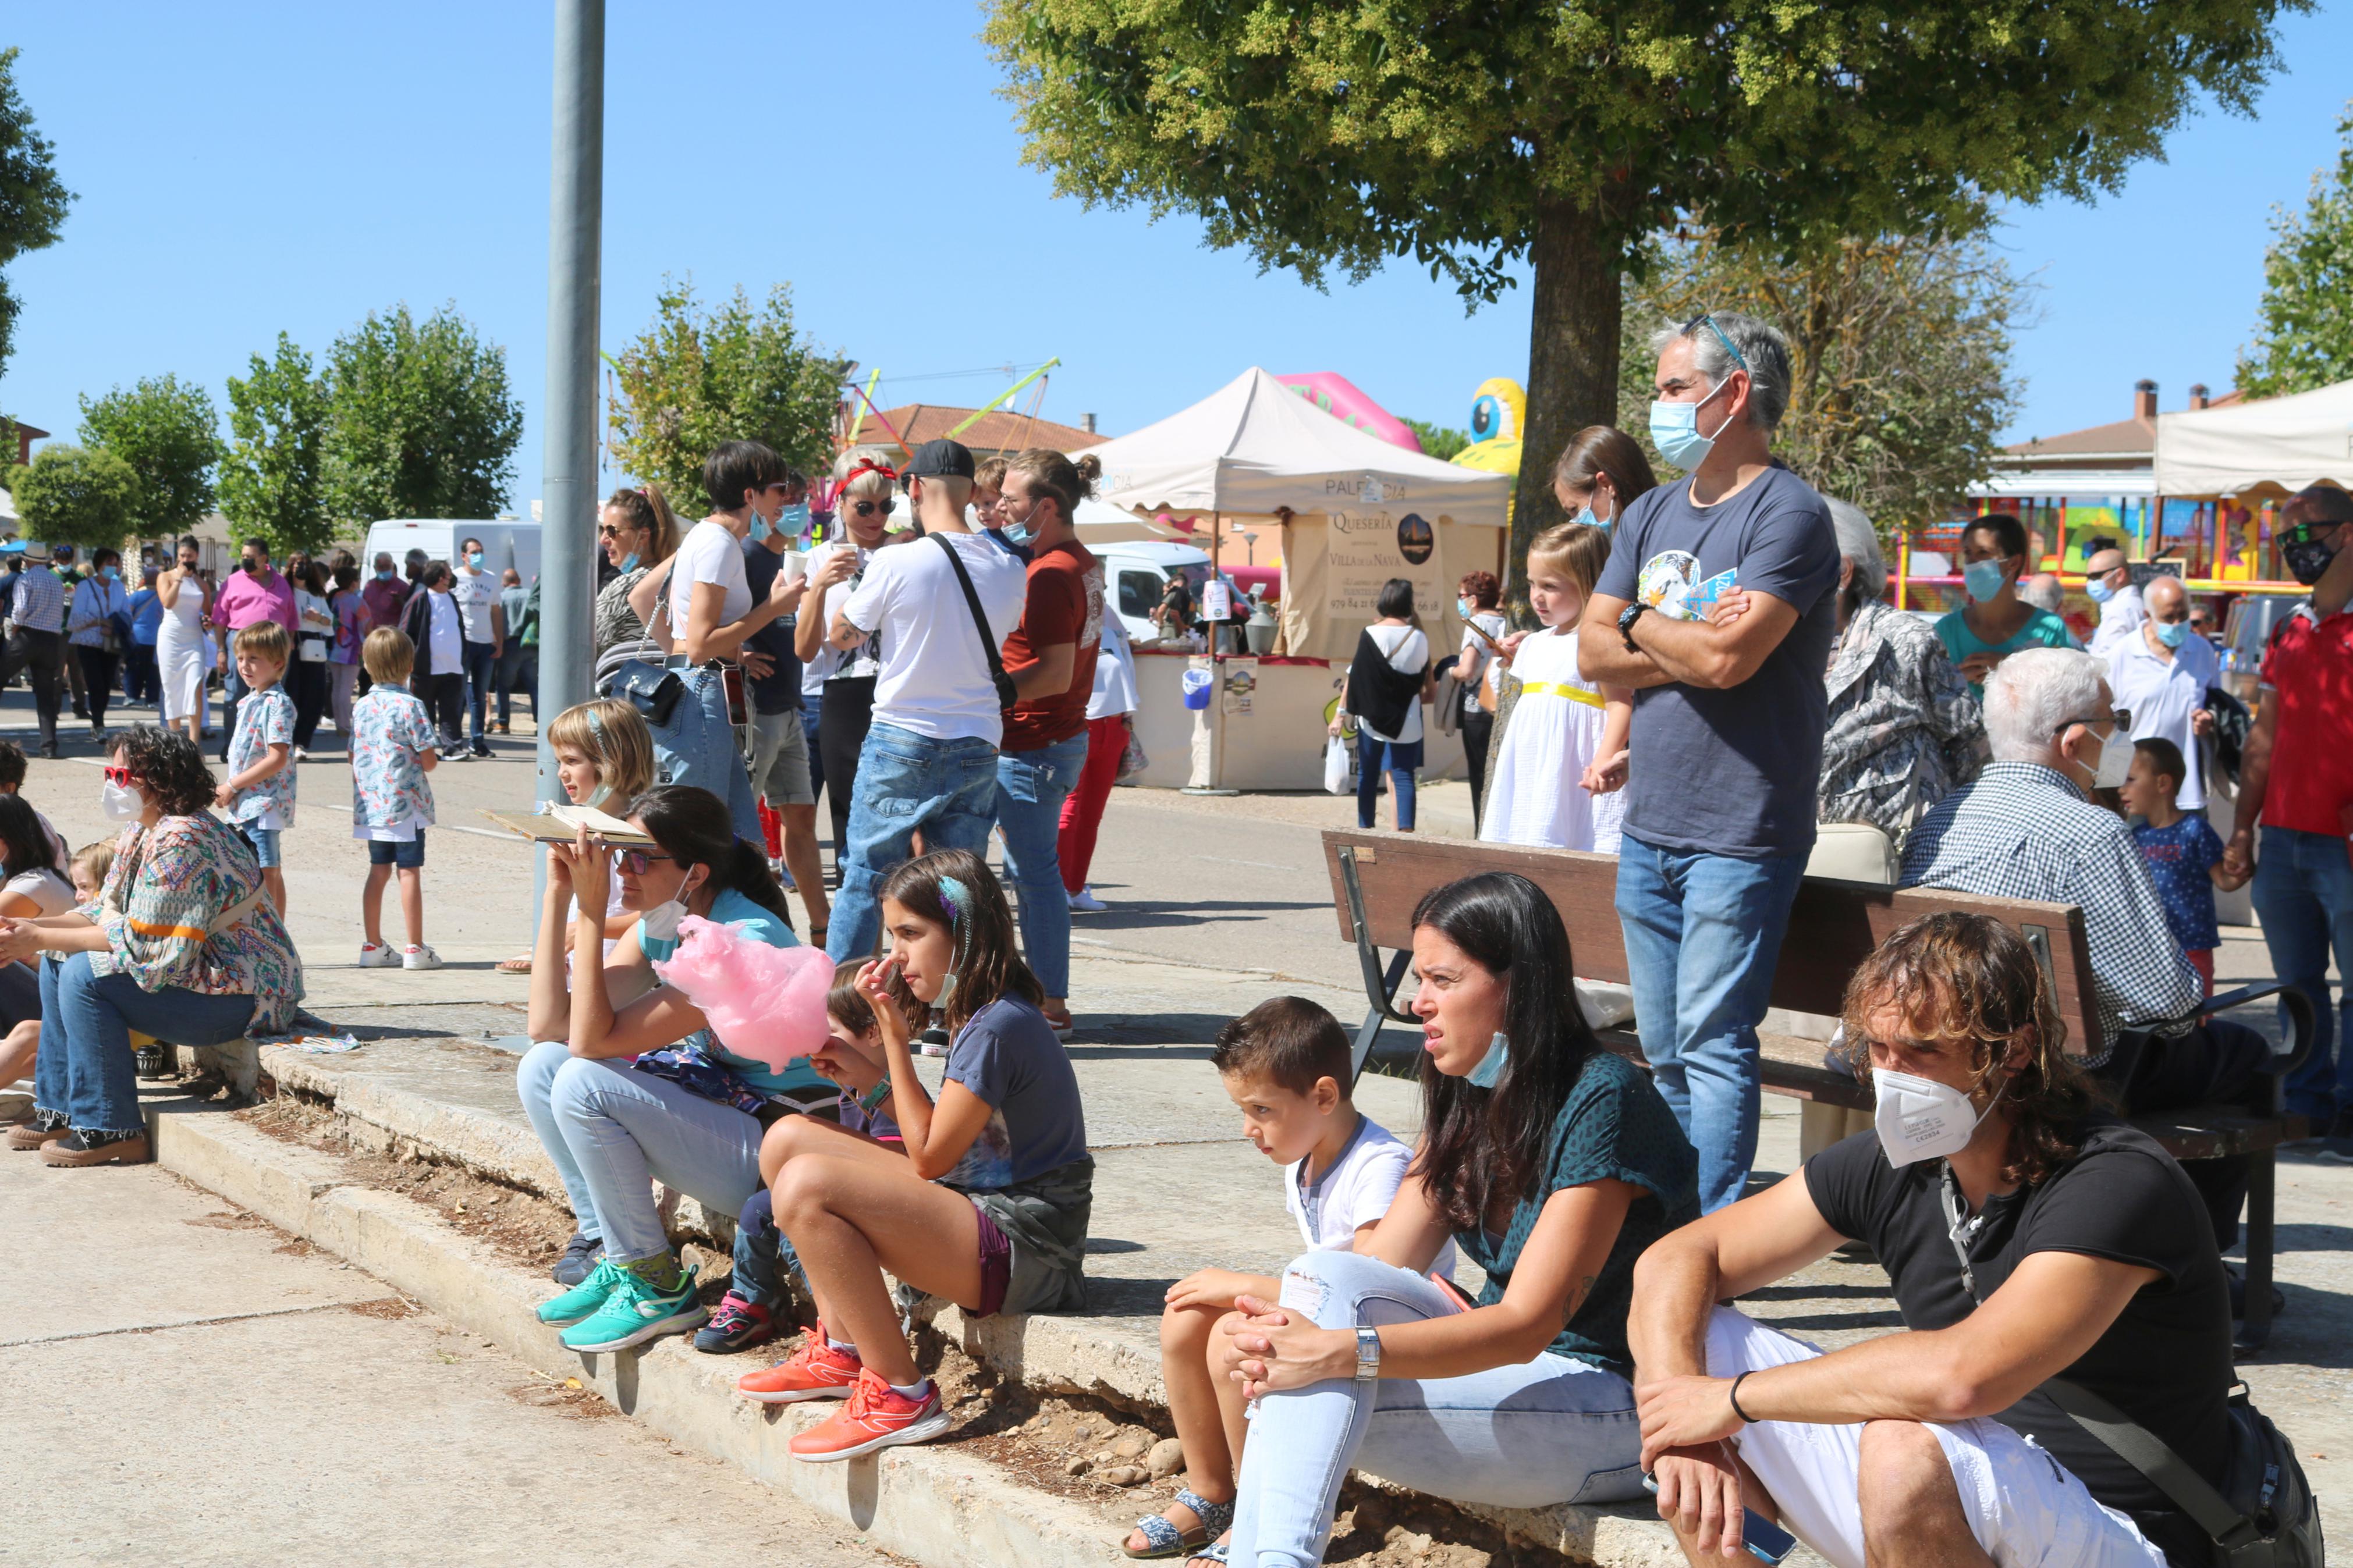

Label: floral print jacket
[86,813,304,1032]
[1818,596,1987,837]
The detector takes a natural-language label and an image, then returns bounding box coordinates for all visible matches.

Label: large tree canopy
[6,443,138,552]
[220,333,332,558]
[2238,102,2353,399]
[78,373,222,538]
[322,303,524,527]
[989,0,2299,566]
[0,47,72,386]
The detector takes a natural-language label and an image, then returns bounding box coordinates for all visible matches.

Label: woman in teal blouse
[1213,872,1698,1568]
[1935,512,2075,696]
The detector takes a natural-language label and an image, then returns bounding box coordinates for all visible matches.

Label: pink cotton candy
[650,914,836,1073]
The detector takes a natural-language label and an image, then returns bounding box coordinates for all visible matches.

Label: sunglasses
[2053,707,2131,737]
[849,500,889,518]
[611,847,677,875]
[102,765,138,788]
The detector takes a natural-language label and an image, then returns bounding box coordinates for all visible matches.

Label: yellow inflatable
[1451,377,1525,480]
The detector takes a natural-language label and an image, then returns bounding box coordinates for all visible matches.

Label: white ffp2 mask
[1872,1068,1993,1167]
[101,780,144,823]
[2090,725,2132,791]
[640,899,687,944]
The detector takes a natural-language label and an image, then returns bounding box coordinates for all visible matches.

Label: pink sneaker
[737,1325,862,1405]
[787,1368,951,1461]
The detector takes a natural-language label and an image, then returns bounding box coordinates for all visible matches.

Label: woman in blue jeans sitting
[2,726,301,1167]
[517,784,812,1354]
[1211,872,1698,1568]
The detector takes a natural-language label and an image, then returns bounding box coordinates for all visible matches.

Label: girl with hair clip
[742,847,1092,1462]
[516,784,827,1339]
[495,697,658,976]
[1212,871,1696,1568]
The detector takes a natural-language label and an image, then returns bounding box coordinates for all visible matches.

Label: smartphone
[1639,1474,1798,1565]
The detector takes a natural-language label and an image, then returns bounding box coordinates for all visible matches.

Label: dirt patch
[184,1208,271,1232]
[343,1296,420,1321]
[507,1371,620,1421]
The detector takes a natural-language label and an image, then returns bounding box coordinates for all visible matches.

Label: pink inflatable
[1277,372,1422,453]
[650,915,836,1075]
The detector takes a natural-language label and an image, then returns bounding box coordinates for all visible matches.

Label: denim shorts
[367,831,425,870]
[242,824,282,869]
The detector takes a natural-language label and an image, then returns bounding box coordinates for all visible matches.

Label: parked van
[1095,540,1244,644]
[360,518,542,584]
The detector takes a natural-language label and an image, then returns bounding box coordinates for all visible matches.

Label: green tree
[220,332,332,557]
[2238,102,2353,399]
[1616,228,2026,530]
[77,373,222,538]
[1401,417,1471,463]
[607,278,845,514]
[988,0,2297,570]
[6,443,138,552]
[0,47,73,385]
[322,303,524,525]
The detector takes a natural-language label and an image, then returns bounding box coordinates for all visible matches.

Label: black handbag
[931,533,1018,710]
[609,658,682,727]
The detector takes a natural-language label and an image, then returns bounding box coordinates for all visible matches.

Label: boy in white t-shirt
[820,439,1027,966]
[1122,998,1453,1561]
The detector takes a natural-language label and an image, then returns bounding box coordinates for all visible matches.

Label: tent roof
[1087,367,1511,525]
[2153,378,2353,498]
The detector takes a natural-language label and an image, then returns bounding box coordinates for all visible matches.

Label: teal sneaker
[560,1263,707,1353]
[538,1257,627,1327]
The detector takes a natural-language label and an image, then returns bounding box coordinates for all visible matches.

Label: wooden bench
[1319,828,2315,1349]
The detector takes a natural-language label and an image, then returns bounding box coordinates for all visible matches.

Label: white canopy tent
[2153,377,2353,499]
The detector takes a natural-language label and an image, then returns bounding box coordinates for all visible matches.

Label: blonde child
[69,840,113,906]
[1120,997,1455,1560]
[2122,737,2249,997]
[494,697,658,976]
[1479,523,1632,851]
[217,621,297,914]
[349,628,441,970]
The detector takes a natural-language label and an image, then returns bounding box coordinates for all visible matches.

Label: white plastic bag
[1323,734,1350,795]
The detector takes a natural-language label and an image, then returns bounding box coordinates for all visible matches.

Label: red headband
[842,457,898,488]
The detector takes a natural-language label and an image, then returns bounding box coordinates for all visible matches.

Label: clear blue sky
[3,1,2348,509]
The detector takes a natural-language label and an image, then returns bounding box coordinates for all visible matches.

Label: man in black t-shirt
[1627,912,2238,1568]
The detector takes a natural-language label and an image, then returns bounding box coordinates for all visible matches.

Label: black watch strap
[1618,601,1649,652]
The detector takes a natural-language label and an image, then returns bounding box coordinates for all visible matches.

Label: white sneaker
[357,943,399,968]
[1067,887,1107,913]
[401,944,443,970]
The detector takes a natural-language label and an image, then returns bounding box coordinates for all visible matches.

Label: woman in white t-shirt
[626,441,807,844]
[1329,579,1433,833]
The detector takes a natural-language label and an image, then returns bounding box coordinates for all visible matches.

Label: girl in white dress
[1481,522,1632,852]
[154,535,213,744]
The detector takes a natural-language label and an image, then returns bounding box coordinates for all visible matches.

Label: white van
[360,518,543,584]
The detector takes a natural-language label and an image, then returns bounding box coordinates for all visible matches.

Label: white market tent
[2153,376,2353,499]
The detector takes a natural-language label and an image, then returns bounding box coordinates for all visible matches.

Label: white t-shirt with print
[1284,1114,1457,1279]
[669,519,753,636]
[840,530,1029,744]
[450,567,498,643]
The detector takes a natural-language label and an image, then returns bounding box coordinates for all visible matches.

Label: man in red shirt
[2226,485,2353,1138]
[992,450,1106,1034]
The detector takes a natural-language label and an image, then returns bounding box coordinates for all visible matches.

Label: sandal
[495,955,533,975]
[1187,1543,1231,1567]
[1124,1491,1233,1560]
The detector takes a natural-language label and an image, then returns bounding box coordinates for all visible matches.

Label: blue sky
[3,1,2348,508]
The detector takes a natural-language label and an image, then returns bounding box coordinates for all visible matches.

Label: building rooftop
[1999,381,2240,468]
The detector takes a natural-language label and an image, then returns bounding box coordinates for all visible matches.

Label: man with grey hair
[1581,311,1840,1212]
[1901,646,2269,1271]
[2082,541,2143,657]
[2017,571,2068,619]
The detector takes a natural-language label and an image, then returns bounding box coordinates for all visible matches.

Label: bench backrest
[1320,829,2104,1053]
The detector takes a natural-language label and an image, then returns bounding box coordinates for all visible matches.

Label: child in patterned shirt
[217,621,297,916]
[2123,737,2249,996]
[349,628,443,970]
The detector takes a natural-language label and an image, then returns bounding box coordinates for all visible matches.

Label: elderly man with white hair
[1900,648,2272,1289]
[2082,542,2145,657]
[2104,574,2220,809]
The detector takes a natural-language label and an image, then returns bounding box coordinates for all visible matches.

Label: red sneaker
[736,1325,863,1405]
[787,1368,951,1461]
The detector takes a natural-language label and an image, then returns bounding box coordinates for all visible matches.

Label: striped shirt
[9,566,66,633]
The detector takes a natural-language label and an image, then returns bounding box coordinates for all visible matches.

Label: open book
[479,803,656,846]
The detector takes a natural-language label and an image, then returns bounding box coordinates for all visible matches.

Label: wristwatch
[1617,601,1650,652]
[1354,1325,1382,1381]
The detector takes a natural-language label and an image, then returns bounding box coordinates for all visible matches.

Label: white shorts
[1704,1309,2167,1568]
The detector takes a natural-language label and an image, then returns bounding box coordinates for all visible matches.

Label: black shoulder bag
[931,533,1018,710]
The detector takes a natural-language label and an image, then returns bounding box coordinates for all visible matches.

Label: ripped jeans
[1227,1250,1648,1568]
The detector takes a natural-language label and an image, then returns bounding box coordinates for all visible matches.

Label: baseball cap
[904,439,975,481]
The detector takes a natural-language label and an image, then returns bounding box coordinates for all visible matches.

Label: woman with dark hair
[1451,570,1506,831]
[1,727,301,1167]
[1211,871,1696,1566]
[1933,512,2072,698]
[1550,425,1660,532]
[1332,578,1434,832]
[155,535,214,745]
[67,546,129,738]
[0,793,73,1036]
[517,784,825,1349]
[289,560,334,754]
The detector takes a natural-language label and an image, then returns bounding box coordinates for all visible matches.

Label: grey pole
[535,0,604,903]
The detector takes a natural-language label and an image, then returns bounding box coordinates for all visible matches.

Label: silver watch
[1354,1325,1381,1381]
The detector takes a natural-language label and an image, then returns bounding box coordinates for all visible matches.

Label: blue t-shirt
[1455,1049,1698,1375]
[638,886,824,1096]
[2134,815,2224,954]
[1595,465,1840,859]
[739,537,804,716]
[941,996,1088,1190]
[130,588,164,645]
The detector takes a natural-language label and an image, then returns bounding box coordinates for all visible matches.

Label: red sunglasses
[102,765,139,788]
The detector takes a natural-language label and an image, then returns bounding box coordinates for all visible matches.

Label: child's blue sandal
[1122,1492,1234,1560]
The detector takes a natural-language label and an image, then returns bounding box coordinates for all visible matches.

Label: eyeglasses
[102,765,137,787]
[1683,312,1751,373]
[2053,708,2131,736]
[611,847,677,875]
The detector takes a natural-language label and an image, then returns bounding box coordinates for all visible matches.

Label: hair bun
[1073,452,1102,495]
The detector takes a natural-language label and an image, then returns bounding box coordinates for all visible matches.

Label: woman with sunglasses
[591,483,682,673]
[795,457,899,870]
[517,784,813,1350]
[2,727,301,1167]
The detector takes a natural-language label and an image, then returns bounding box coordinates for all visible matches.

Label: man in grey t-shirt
[1581,311,1839,1212]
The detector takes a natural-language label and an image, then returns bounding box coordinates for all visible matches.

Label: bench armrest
[2199,982,2316,1080]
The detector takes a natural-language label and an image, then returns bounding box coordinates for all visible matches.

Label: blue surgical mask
[1002,505,1040,547]
[2086,577,2115,604]
[617,552,641,574]
[779,502,810,536]
[1574,504,1610,533]
[2154,618,2188,649]
[1468,1031,1510,1089]
[1962,559,2010,604]
[376,568,395,582]
[466,551,484,569]
[749,511,771,543]
[1457,597,1477,619]
[101,566,119,581]
[1647,376,1734,470]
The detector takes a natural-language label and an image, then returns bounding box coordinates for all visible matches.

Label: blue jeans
[996,731,1091,998]
[514,1040,765,1265]
[460,639,496,747]
[825,721,1002,966]
[800,699,825,804]
[2254,824,2353,1123]
[731,1186,805,1311]
[649,666,760,844]
[1355,730,1421,831]
[1615,833,1808,1212]
[1228,1250,1645,1568]
[33,953,255,1136]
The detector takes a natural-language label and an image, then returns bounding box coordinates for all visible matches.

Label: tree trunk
[1509,194,1624,611]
